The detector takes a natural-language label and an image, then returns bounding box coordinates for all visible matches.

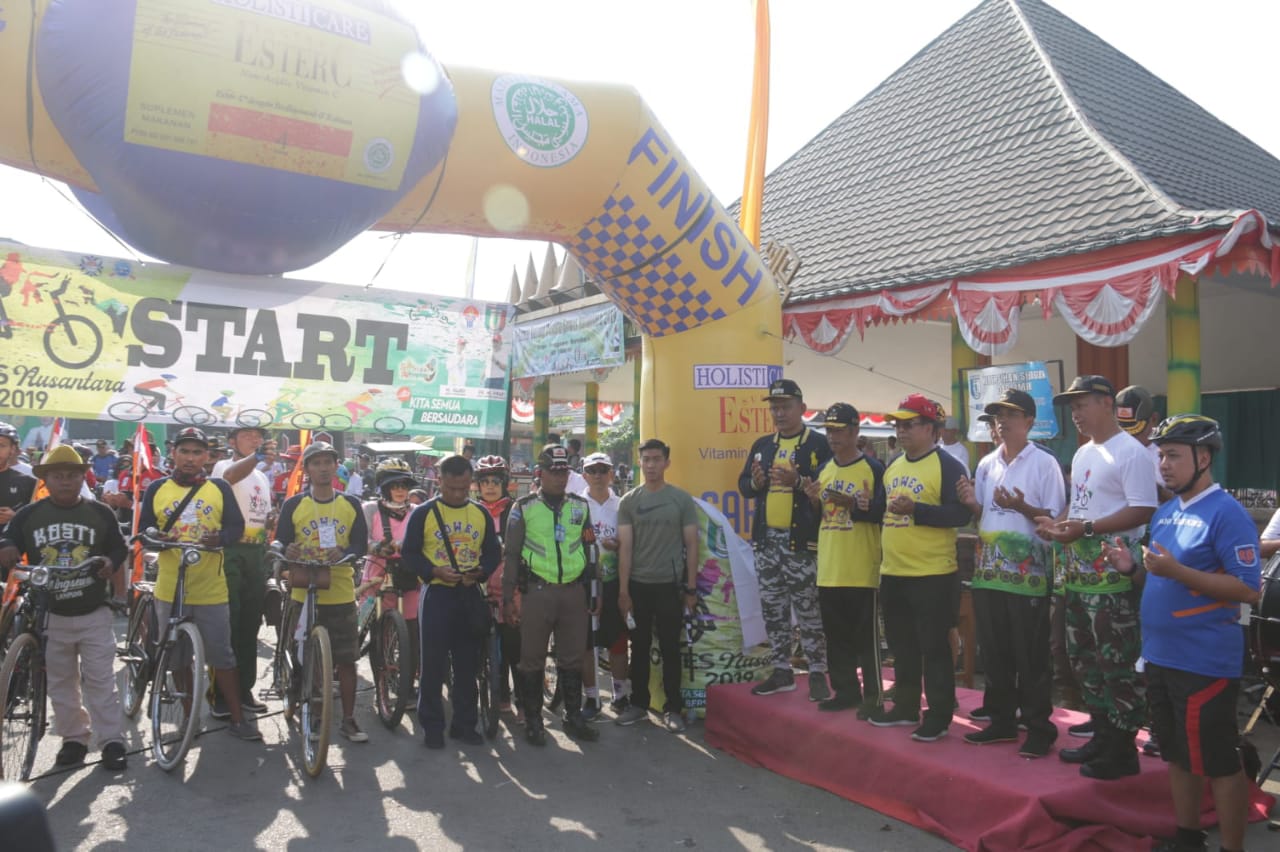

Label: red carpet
[705,675,1274,851]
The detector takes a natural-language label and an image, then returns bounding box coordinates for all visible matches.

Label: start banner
[0,241,512,439]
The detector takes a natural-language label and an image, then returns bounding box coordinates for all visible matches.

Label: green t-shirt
[618,484,698,584]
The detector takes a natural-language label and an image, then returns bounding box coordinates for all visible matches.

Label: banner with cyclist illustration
[0,240,513,439]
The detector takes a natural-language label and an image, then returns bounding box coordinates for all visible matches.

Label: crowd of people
[0,371,1272,851]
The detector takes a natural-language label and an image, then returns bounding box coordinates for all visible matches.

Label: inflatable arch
[0,0,782,509]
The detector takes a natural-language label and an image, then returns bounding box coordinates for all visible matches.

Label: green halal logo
[492,75,589,168]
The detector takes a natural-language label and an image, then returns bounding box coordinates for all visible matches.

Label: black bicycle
[0,559,106,781]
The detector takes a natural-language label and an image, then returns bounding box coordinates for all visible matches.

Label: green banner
[511,301,624,379]
[0,241,512,439]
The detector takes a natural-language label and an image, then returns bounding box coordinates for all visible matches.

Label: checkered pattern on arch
[569,192,727,337]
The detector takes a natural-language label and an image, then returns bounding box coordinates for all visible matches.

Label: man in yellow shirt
[275,442,370,743]
[137,427,260,741]
[867,395,972,742]
[803,403,886,716]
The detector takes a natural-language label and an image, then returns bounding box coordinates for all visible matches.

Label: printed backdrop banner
[0,241,512,439]
[646,498,770,719]
[964,360,1059,441]
[510,301,624,379]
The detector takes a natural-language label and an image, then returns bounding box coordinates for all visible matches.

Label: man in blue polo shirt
[1104,415,1260,852]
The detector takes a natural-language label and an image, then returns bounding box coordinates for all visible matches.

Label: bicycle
[290,412,353,432]
[476,599,502,740]
[0,569,26,657]
[42,277,103,370]
[131,531,220,772]
[0,558,105,780]
[268,545,356,778]
[355,564,416,730]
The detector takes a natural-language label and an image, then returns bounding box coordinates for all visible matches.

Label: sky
[1,0,1277,304]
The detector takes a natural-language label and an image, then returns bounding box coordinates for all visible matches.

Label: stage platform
[705,675,1274,851]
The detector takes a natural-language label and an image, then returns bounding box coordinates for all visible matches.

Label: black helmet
[1150,414,1222,452]
[0,421,18,444]
[375,457,418,492]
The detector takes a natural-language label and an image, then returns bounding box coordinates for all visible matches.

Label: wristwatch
[1083,520,1095,538]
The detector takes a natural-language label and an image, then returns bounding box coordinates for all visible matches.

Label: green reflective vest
[520,495,589,584]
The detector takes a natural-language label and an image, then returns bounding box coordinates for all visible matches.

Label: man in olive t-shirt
[615,439,699,733]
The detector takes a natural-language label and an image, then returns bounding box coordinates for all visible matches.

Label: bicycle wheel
[274,602,300,718]
[478,629,501,739]
[173,405,216,426]
[0,601,18,657]
[150,621,206,772]
[107,400,150,422]
[544,639,560,709]
[120,594,156,718]
[235,408,274,428]
[0,633,43,781]
[290,411,325,430]
[44,314,102,369]
[374,610,412,729]
[322,413,353,431]
[300,626,333,778]
[372,416,406,436]
[356,602,375,662]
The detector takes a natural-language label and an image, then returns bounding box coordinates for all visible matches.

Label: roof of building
[748,0,1280,305]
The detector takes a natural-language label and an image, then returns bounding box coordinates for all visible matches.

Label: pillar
[1165,274,1201,415]
[584,381,600,452]
[533,380,550,449]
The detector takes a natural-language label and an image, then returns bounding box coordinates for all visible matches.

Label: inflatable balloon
[33,0,457,274]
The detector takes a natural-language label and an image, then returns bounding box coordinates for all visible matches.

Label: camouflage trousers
[754,529,826,671]
[1065,589,1146,732]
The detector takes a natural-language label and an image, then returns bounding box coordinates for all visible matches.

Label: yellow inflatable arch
[0,3,781,509]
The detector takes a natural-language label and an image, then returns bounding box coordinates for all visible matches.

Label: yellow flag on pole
[738,0,771,248]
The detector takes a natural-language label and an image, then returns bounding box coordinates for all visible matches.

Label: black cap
[762,378,803,401]
[173,427,209,448]
[984,388,1037,418]
[538,444,570,471]
[822,402,860,427]
[1052,375,1115,405]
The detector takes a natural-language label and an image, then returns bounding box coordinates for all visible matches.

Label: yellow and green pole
[533,380,550,449]
[584,381,600,452]
[1165,274,1201,415]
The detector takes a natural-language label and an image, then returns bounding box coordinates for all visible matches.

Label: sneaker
[609,694,630,714]
[964,726,1018,745]
[663,711,687,733]
[241,694,269,714]
[340,717,369,743]
[227,716,263,741]
[807,674,831,703]
[750,668,796,696]
[614,705,648,726]
[1068,719,1095,739]
[100,741,127,771]
[866,706,919,727]
[856,701,878,721]
[448,727,484,746]
[817,694,860,713]
[968,705,991,721]
[1018,732,1055,759]
[423,730,445,749]
[210,696,232,721]
[55,740,88,766]
[911,718,950,742]
[581,697,601,721]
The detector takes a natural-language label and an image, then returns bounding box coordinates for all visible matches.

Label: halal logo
[364,138,394,174]
[492,75,588,168]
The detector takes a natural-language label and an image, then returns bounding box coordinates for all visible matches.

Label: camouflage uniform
[755,528,826,671]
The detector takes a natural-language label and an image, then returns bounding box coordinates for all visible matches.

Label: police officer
[503,444,599,746]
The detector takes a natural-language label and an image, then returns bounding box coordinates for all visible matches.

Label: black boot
[559,668,599,742]
[1059,716,1105,764]
[1080,727,1140,780]
[519,669,547,746]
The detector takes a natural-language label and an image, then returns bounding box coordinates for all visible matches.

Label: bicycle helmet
[1149,414,1222,495]
[301,441,339,465]
[475,454,509,481]
[0,421,18,444]
[375,457,418,492]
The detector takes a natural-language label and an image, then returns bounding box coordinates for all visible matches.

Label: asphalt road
[16,623,1280,851]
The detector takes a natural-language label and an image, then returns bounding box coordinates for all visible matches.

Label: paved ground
[15,622,1280,851]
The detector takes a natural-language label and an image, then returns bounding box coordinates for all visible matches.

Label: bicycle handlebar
[266,542,359,569]
[131,529,224,554]
[14,558,110,589]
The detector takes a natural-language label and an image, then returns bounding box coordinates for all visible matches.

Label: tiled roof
[754,0,1280,305]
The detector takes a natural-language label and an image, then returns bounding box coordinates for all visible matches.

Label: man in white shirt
[958,389,1066,758]
[210,425,274,716]
[579,452,627,718]
[1037,375,1157,780]
[938,416,970,474]
[1262,508,1280,559]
